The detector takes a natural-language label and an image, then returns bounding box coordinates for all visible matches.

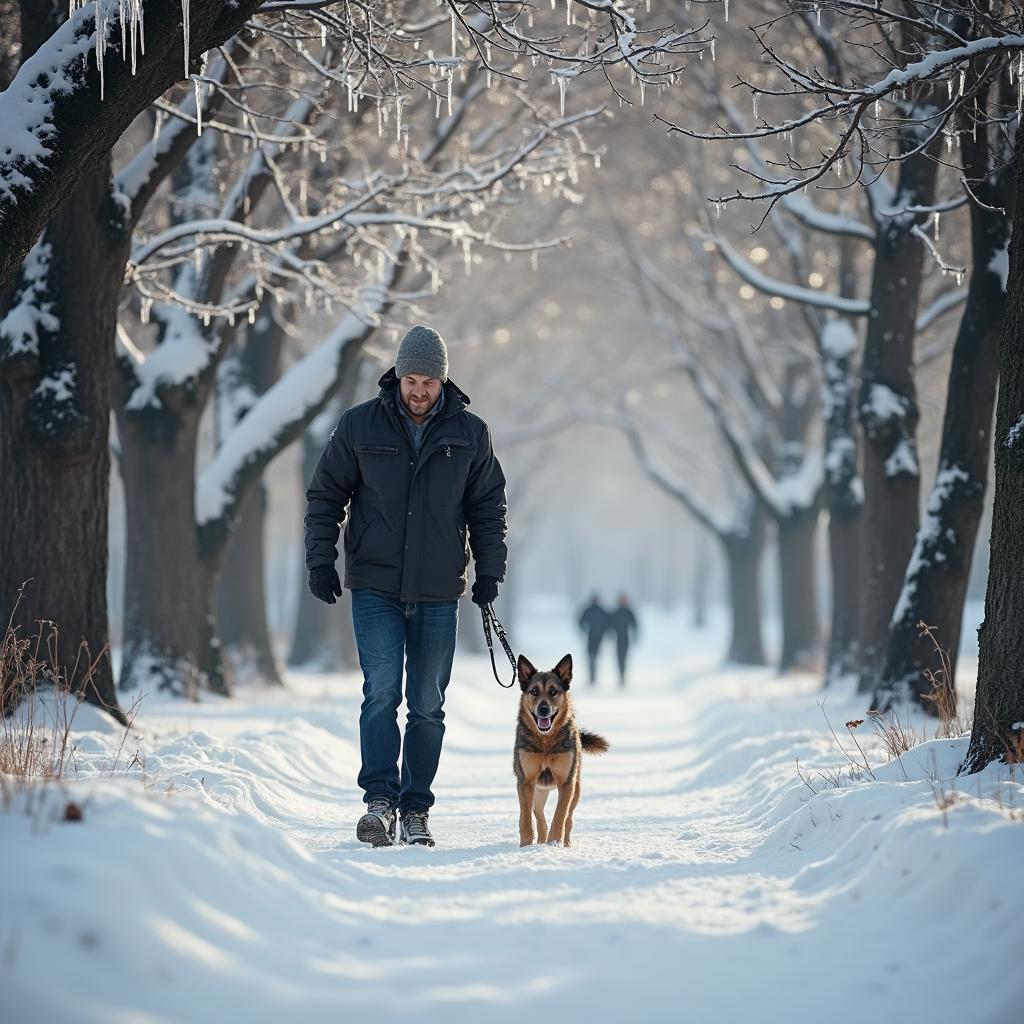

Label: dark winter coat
[609,606,638,648]
[578,602,609,651]
[304,369,508,602]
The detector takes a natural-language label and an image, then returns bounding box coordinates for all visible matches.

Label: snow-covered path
[2,610,1021,1023]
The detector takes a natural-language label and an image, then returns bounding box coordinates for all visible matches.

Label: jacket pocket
[436,437,472,458]
[427,437,474,505]
[355,443,406,503]
[355,444,398,456]
[345,514,372,556]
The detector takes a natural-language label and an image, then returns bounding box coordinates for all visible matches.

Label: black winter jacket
[304,369,508,602]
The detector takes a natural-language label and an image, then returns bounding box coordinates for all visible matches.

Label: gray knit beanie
[395,325,449,383]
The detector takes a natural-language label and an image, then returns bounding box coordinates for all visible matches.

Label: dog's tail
[580,730,609,755]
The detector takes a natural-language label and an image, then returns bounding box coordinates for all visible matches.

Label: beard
[402,391,440,415]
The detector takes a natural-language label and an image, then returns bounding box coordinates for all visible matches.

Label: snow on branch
[113,56,234,226]
[775,192,876,243]
[707,237,870,317]
[0,240,58,361]
[0,13,98,215]
[123,280,218,411]
[129,182,398,269]
[0,1,270,296]
[669,341,822,520]
[195,252,402,542]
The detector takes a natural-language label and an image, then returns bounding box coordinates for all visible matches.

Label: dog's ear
[553,654,573,687]
[517,654,537,689]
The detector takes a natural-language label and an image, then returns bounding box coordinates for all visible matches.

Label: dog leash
[481,603,517,688]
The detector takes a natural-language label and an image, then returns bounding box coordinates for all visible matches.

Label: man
[304,325,507,848]
[609,593,638,687]
[577,593,609,686]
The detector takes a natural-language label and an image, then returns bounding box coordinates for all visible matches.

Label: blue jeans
[351,590,458,813]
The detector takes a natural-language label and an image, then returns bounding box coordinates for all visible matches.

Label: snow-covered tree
[1,1,702,712]
[664,0,1024,768]
[114,51,598,695]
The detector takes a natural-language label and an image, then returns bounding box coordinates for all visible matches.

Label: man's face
[399,373,442,419]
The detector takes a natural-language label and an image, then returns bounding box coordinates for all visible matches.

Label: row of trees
[2,1,1022,775]
[0,2,699,714]
[600,1,1021,774]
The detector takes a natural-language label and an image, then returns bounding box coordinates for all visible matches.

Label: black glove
[309,566,343,605]
[471,575,499,607]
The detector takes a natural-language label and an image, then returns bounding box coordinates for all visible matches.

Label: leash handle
[481,603,517,688]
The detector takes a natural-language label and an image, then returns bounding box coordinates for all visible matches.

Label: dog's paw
[519,837,535,847]
[545,838,562,847]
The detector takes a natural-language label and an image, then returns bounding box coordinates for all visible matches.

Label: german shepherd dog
[514,653,608,847]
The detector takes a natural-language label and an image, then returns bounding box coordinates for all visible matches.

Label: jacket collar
[378,366,470,413]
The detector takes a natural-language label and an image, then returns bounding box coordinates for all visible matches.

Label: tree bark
[116,400,219,696]
[826,502,862,683]
[1,2,126,719]
[856,141,940,692]
[822,238,864,684]
[2,4,233,715]
[962,122,1024,774]
[691,534,710,629]
[876,98,1011,711]
[216,483,282,686]
[214,310,286,687]
[778,505,821,671]
[773,362,822,672]
[722,505,767,666]
[0,162,127,720]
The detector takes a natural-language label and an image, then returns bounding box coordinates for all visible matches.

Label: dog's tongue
[538,716,552,731]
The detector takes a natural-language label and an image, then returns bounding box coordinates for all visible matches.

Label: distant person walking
[578,594,610,685]
[609,594,639,687]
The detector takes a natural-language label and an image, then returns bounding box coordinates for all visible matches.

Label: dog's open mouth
[534,713,553,733]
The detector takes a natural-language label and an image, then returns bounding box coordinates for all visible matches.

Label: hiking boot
[399,809,435,847]
[356,798,396,847]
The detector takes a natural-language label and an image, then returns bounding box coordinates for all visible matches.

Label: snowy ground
[2,602,1021,1023]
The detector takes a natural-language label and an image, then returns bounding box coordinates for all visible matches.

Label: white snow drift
[1,606,1020,1023]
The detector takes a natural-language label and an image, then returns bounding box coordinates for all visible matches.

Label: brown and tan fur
[513,653,608,847]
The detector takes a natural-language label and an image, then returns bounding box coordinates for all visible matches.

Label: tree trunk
[962,123,1024,773]
[826,503,862,684]
[0,4,125,720]
[117,403,223,696]
[691,535,710,629]
[722,506,767,666]
[216,483,282,685]
[778,505,821,671]
[196,557,232,698]
[876,105,1011,711]
[774,362,822,672]
[0,158,126,721]
[288,412,358,671]
[214,308,286,686]
[856,144,940,692]
[821,242,864,684]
